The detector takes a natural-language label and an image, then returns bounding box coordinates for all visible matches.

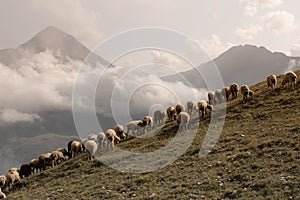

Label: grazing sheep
[97,132,107,149]
[56,148,69,159]
[142,116,153,131]
[167,106,177,122]
[114,124,127,141]
[222,87,231,101]
[281,71,297,90]
[267,74,277,90]
[198,100,213,119]
[214,89,222,104]
[240,85,254,102]
[153,109,165,126]
[105,129,121,150]
[175,103,185,115]
[88,134,98,142]
[71,141,83,158]
[0,176,6,189]
[208,92,214,105]
[19,164,31,178]
[38,153,52,171]
[50,151,65,167]
[67,140,74,158]
[5,170,20,191]
[230,83,239,100]
[126,120,144,136]
[83,140,98,161]
[0,188,6,199]
[29,159,39,174]
[176,112,190,132]
[187,100,197,116]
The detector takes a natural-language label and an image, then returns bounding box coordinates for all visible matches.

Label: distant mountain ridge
[163,44,300,89]
[0,26,111,67]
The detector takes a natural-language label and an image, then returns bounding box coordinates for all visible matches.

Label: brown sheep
[198,100,213,119]
[50,151,65,167]
[0,176,6,189]
[240,85,254,102]
[176,112,190,132]
[71,141,83,158]
[230,83,239,100]
[267,74,277,90]
[38,153,52,171]
[5,170,20,191]
[281,71,297,90]
[105,129,121,150]
[222,87,231,101]
[153,109,165,126]
[142,116,153,131]
[167,106,177,122]
[207,92,214,105]
[29,159,39,174]
[19,164,31,178]
[186,100,197,116]
[175,103,185,115]
[114,124,127,141]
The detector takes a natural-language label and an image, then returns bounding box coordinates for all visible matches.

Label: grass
[6,70,300,199]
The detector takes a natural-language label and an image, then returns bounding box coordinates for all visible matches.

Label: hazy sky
[1,0,300,58]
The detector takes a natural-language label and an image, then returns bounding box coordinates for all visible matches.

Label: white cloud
[0,109,40,124]
[198,34,234,59]
[240,0,282,8]
[263,11,296,35]
[28,0,102,48]
[235,24,263,40]
[290,43,300,57]
[244,5,258,17]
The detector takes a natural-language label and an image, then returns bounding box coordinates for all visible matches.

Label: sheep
[114,124,127,141]
[56,148,69,159]
[175,103,185,115]
[222,87,231,101]
[38,153,52,171]
[230,83,239,100]
[88,134,98,142]
[67,140,74,158]
[207,92,214,105]
[29,159,39,174]
[0,176,6,189]
[71,141,83,158]
[142,116,153,131]
[19,164,31,178]
[281,71,297,90]
[198,100,213,119]
[186,100,197,116]
[176,112,190,132]
[97,132,107,149]
[5,170,20,191]
[153,109,165,126]
[83,139,98,161]
[267,74,277,90]
[105,129,121,150]
[0,188,5,199]
[50,151,65,167]
[126,120,144,136]
[167,106,177,122]
[240,85,254,102]
[214,89,222,104]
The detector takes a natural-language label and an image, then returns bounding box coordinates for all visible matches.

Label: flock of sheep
[0,71,297,199]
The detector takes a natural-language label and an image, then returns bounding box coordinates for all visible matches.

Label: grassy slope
[7,71,300,199]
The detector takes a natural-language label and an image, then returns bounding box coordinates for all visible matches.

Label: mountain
[163,45,300,89]
[0,26,111,67]
[7,70,300,199]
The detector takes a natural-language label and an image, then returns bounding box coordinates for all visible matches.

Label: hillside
[5,75,300,199]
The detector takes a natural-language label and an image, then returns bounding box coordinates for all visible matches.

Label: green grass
[6,71,300,199]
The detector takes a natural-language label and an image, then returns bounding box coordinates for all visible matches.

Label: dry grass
[6,71,300,199]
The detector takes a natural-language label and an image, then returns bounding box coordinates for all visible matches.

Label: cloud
[0,109,40,124]
[240,0,282,8]
[28,0,102,48]
[290,43,300,57]
[235,25,263,40]
[198,34,234,59]
[263,11,296,35]
[243,5,258,17]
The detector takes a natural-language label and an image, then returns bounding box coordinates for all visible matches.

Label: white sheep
[97,132,107,149]
[240,85,254,102]
[71,141,83,158]
[5,169,20,191]
[126,120,144,136]
[267,74,277,90]
[167,106,177,122]
[83,139,98,161]
[0,188,6,199]
[197,100,213,119]
[114,124,127,140]
[105,129,121,150]
[38,153,52,171]
[50,151,65,167]
[214,89,222,104]
[176,112,190,132]
[87,134,98,142]
[281,71,297,90]
[142,116,153,132]
[230,83,239,100]
[153,109,165,126]
[175,103,185,115]
[186,100,197,116]
[0,176,6,189]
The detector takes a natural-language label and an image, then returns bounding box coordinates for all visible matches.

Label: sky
[1,0,300,58]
